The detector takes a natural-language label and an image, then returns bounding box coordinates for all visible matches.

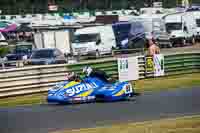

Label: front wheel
[126,92,136,101]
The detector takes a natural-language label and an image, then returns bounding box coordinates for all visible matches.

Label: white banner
[153,54,164,77]
[118,56,139,82]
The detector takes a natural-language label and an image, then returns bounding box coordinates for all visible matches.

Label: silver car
[29,48,67,65]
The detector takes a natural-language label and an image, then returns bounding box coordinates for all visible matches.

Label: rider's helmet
[82,66,93,76]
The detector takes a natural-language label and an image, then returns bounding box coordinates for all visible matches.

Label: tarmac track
[0,87,200,133]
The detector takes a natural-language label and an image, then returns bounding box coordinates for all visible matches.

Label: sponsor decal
[145,54,164,77]
[71,96,95,102]
[73,97,82,101]
[145,56,154,72]
[153,54,164,77]
[65,82,98,97]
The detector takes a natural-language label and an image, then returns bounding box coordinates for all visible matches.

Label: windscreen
[15,48,29,54]
[196,19,200,27]
[130,22,145,36]
[165,23,182,33]
[31,50,53,59]
[72,34,99,43]
[15,45,32,54]
[112,23,131,47]
[140,21,152,33]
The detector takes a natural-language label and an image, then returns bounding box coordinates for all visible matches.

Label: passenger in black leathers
[82,66,112,83]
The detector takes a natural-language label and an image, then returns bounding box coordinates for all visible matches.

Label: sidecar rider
[82,66,113,83]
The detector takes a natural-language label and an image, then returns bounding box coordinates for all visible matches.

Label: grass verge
[53,115,200,133]
[0,73,200,107]
[0,93,46,107]
[134,73,200,93]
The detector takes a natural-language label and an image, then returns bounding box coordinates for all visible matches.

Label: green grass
[0,73,200,107]
[53,115,200,133]
[134,73,200,93]
[0,93,46,107]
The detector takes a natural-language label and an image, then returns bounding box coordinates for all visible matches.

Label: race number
[124,84,133,94]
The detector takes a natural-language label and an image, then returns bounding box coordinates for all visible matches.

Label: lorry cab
[71,26,116,57]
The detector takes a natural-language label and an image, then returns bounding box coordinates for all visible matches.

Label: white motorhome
[140,8,164,15]
[163,12,196,46]
[34,30,71,55]
[71,26,116,57]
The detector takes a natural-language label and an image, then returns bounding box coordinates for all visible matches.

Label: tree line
[0,0,199,14]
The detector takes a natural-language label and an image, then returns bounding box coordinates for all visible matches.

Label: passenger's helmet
[82,66,93,76]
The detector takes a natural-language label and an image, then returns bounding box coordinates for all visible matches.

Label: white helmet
[82,66,93,76]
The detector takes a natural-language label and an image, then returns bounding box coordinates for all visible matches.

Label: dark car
[5,43,32,61]
[29,48,67,65]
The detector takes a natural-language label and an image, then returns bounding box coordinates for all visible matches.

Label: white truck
[163,12,196,46]
[71,25,116,57]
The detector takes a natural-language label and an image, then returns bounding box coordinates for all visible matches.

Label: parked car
[28,48,67,65]
[5,42,32,61]
[4,42,32,66]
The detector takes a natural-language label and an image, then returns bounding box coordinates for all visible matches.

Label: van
[163,12,196,46]
[71,25,116,57]
[112,21,146,49]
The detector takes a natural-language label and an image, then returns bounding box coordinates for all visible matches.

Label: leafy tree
[0,0,200,14]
